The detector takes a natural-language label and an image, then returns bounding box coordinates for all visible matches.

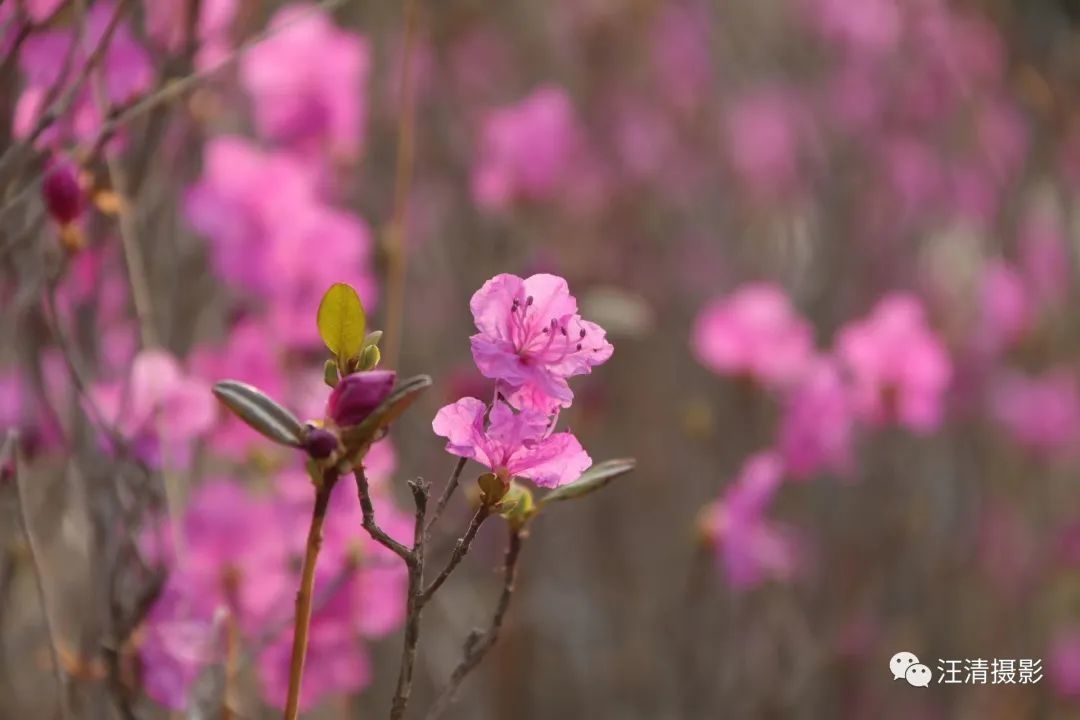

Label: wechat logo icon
[891,651,931,687]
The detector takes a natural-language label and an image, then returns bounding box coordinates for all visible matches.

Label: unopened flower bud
[304,426,340,459]
[325,370,396,427]
[42,162,84,226]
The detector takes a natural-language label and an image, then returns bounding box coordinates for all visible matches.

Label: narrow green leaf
[540,458,637,505]
[212,380,305,448]
[317,283,367,361]
[340,374,432,454]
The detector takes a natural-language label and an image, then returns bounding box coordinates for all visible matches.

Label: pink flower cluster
[140,443,408,711]
[433,273,613,488]
[693,283,952,587]
[14,1,152,149]
[471,86,590,211]
[129,5,406,710]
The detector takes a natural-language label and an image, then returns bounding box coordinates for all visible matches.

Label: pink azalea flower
[432,397,591,488]
[15,2,152,147]
[239,3,370,160]
[469,273,614,405]
[648,1,712,115]
[692,283,815,389]
[472,86,584,210]
[799,0,901,56]
[184,137,377,346]
[184,136,318,295]
[990,368,1080,457]
[88,350,216,467]
[835,294,952,432]
[974,259,1031,355]
[777,359,854,479]
[703,452,800,589]
[175,480,292,634]
[259,462,408,710]
[145,0,238,70]
[141,480,292,709]
[724,88,809,202]
[258,620,371,711]
[139,582,221,711]
[1050,630,1080,699]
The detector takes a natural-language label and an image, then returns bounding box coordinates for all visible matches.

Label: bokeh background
[4,0,1080,717]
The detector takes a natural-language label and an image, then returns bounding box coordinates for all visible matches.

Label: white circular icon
[905,663,932,687]
[890,651,920,680]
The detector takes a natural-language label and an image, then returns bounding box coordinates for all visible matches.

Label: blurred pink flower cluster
[141,443,408,711]
[124,4,399,711]
[694,283,952,587]
[434,273,613,489]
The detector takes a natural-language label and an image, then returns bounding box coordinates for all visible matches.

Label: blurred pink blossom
[433,397,591,488]
[724,88,809,202]
[145,0,238,70]
[1018,199,1070,309]
[185,137,376,345]
[835,294,951,432]
[649,2,712,115]
[975,259,1032,355]
[240,3,370,160]
[990,368,1080,457]
[778,360,854,479]
[0,372,24,432]
[89,350,216,466]
[472,86,584,210]
[469,273,614,405]
[1050,631,1080,699]
[692,283,815,389]
[15,1,152,147]
[703,452,800,589]
[800,0,901,57]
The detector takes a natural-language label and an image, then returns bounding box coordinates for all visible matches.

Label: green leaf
[358,344,381,371]
[340,374,432,456]
[212,380,305,448]
[323,359,340,388]
[317,283,367,361]
[540,458,636,505]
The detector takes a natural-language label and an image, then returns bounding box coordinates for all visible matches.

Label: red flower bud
[326,370,396,427]
[42,163,83,226]
[303,426,340,459]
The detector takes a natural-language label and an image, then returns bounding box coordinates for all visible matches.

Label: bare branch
[425,528,526,720]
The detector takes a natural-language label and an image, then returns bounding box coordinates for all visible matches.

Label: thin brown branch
[420,505,489,605]
[425,456,467,537]
[353,466,413,561]
[389,479,429,720]
[10,433,72,719]
[425,528,526,720]
[76,0,159,349]
[283,474,337,720]
[0,0,350,221]
[0,0,126,177]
